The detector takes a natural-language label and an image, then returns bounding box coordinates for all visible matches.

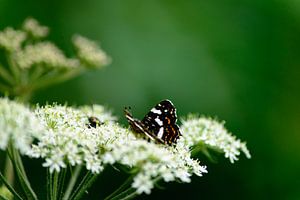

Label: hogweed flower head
[0,18,111,98]
[0,27,26,52]
[72,35,111,68]
[22,17,49,39]
[0,98,251,197]
[0,98,44,154]
[102,136,207,194]
[28,104,119,173]
[27,104,207,194]
[16,42,79,69]
[179,115,251,163]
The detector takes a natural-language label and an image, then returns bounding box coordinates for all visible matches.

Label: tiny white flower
[132,173,154,195]
[85,155,103,174]
[159,166,175,182]
[42,151,66,173]
[102,153,115,165]
[174,169,191,183]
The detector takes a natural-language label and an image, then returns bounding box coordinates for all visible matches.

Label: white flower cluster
[0,98,43,154]
[27,104,207,194]
[29,104,114,173]
[179,115,251,163]
[102,137,207,194]
[72,35,111,68]
[16,42,79,69]
[0,28,26,51]
[0,18,110,71]
[0,98,250,195]
[22,17,49,39]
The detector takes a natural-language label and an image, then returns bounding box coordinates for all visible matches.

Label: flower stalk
[62,165,82,200]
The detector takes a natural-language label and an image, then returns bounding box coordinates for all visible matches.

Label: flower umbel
[0,97,251,198]
[27,103,207,195]
[0,98,44,154]
[72,35,111,68]
[16,42,79,69]
[0,28,26,52]
[179,115,251,163]
[22,17,49,39]
[0,18,111,99]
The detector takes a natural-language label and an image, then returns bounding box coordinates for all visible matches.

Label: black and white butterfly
[124,99,181,145]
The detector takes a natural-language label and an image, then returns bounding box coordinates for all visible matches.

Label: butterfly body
[124,100,181,145]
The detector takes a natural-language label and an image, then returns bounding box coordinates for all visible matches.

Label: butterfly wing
[141,99,181,144]
[124,107,159,142]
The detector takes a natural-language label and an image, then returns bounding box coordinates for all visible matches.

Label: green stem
[69,171,99,200]
[3,156,14,185]
[0,171,23,200]
[191,144,217,163]
[119,191,137,200]
[0,64,14,85]
[6,53,20,81]
[7,146,37,200]
[52,172,59,200]
[28,66,45,84]
[62,165,82,200]
[0,194,9,200]
[47,169,52,200]
[104,175,134,200]
[109,188,136,200]
[57,168,67,200]
[31,68,84,91]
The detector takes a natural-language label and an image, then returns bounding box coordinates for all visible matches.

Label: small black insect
[87,116,103,128]
[124,99,181,145]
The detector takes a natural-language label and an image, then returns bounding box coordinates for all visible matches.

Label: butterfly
[124,99,181,145]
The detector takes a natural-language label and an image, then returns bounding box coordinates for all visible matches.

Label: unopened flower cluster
[16,42,79,69]
[73,35,111,68]
[0,98,43,154]
[179,115,251,163]
[0,18,109,70]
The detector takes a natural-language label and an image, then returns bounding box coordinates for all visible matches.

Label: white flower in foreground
[28,104,207,195]
[132,173,153,195]
[0,27,26,51]
[0,98,43,154]
[29,104,120,173]
[102,133,207,194]
[42,149,66,173]
[72,35,111,68]
[179,115,251,163]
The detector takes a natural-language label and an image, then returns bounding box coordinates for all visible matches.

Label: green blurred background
[1,0,300,199]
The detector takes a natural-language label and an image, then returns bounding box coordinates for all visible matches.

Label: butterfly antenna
[124,106,132,117]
